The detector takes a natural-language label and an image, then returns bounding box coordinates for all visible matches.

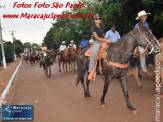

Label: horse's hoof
[84,97,92,100]
[141,88,146,92]
[131,110,137,115]
[101,104,106,109]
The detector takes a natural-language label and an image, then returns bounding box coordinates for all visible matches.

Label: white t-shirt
[69,44,77,49]
[60,45,66,51]
[89,39,94,44]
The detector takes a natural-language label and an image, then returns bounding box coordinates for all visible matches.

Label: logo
[2,105,33,121]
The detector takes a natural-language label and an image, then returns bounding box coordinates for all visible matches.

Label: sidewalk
[0,58,21,95]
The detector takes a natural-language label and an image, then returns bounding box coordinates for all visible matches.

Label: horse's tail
[76,53,88,87]
[76,54,83,86]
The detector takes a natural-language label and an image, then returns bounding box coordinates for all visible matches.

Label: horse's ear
[138,20,144,28]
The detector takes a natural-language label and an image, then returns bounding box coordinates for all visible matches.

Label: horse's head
[67,46,74,55]
[134,21,160,54]
[47,52,54,64]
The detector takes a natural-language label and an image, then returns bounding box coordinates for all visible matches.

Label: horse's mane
[109,34,127,48]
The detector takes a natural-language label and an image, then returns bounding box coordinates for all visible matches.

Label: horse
[41,52,54,78]
[131,37,163,91]
[51,50,57,62]
[24,54,29,63]
[76,21,160,115]
[58,46,76,73]
[35,51,40,63]
[29,53,35,66]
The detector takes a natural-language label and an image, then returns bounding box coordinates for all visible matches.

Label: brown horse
[35,52,40,63]
[41,52,54,78]
[58,46,76,73]
[24,54,29,63]
[76,21,160,114]
[132,37,163,91]
[29,53,35,66]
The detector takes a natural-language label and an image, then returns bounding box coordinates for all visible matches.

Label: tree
[44,0,163,49]
[15,40,24,56]
[4,41,14,63]
[24,42,31,49]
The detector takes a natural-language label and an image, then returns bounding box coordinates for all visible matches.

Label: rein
[118,27,157,56]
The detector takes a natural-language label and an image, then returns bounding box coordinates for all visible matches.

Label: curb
[0,58,22,107]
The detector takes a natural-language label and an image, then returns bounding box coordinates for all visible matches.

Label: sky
[0,0,75,44]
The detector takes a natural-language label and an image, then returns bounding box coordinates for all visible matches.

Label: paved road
[2,60,163,122]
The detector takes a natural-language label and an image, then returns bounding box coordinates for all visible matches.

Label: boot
[145,70,152,76]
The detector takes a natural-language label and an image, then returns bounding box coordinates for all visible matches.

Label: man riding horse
[134,10,153,76]
[59,41,67,62]
[40,43,48,66]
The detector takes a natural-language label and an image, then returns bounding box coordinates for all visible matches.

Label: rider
[89,35,95,45]
[88,14,112,80]
[79,38,90,49]
[59,41,67,62]
[105,24,121,43]
[69,40,77,51]
[40,43,47,62]
[24,48,29,57]
[135,10,152,76]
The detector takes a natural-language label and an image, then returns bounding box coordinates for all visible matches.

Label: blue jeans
[88,40,102,72]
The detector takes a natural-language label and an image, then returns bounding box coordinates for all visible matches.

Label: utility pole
[10,31,16,61]
[0,5,7,69]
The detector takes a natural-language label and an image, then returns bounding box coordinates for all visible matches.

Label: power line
[0,5,5,8]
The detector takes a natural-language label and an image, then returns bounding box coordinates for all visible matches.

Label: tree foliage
[44,0,163,49]
[24,42,31,49]
[15,40,24,56]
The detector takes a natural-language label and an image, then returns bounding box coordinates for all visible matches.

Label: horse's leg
[100,75,111,108]
[120,78,137,115]
[80,73,90,98]
[59,58,61,72]
[66,62,68,74]
[49,65,51,78]
[133,66,145,91]
[69,62,71,69]
[63,62,65,72]
[46,66,48,77]
[85,76,91,98]
[74,62,75,71]
[71,62,74,73]
[43,65,46,76]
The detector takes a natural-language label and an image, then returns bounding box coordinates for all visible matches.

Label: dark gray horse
[76,21,160,115]
[41,52,54,78]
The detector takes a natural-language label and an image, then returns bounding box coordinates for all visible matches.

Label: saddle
[85,42,109,81]
[85,42,109,59]
[85,42,129,82]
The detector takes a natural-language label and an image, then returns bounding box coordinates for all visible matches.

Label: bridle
[119,27,159,55]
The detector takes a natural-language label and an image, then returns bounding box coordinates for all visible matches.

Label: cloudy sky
[0,0,75,44]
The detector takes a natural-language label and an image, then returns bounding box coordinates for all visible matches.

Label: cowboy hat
[70,40,74,43]
[62,41,66,44]
[135,10,151,20]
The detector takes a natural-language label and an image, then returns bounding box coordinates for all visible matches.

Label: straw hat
[135,10,151,20]
[62,41,66,44]
[70,40,74,43]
